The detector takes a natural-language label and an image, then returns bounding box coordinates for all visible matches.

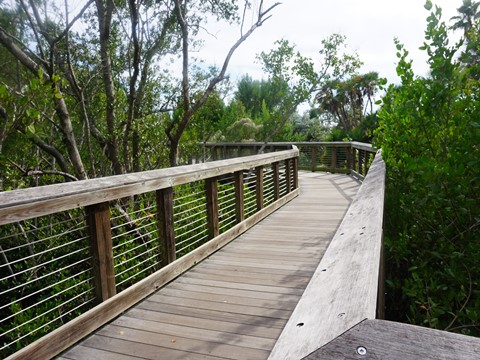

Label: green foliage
[376,3,480,335]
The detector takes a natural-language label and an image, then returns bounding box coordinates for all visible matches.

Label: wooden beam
[234,171,244,223]
[86,202,116,303]
[357,149,363,175]
[273,162,280,200]
[292,157,298,190]
[0,149,299,226]
[156,188,176,264]
[268,151,385,360]
[310,146,317,172]
[255,166,264,211]
[304,319,480,360]
[331,146,337,170]
[206,178,219,238]
[285,159,292,194]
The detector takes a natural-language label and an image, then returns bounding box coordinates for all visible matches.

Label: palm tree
[451,0,480,40]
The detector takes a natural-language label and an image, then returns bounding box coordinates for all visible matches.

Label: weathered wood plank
[67,336,224,360]
[205,178,219,238]
[136,300,288,329]
[111,316,276,350]
[86,202,116,303]
[165,281,301,302]
[157,287,299,310]
[305,319,480,360]
[97,325,270,359]
[256,166,264,211]
[157,187,176,264]
[234,171,244,223]
[268,152,385,360]
[125,308,283,339]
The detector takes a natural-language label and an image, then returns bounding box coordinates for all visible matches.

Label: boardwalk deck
[60,172,361,360]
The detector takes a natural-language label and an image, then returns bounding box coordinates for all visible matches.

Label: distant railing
[201,141,376,180]
[0,148,299,359]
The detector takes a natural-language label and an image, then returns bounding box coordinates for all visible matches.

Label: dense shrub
[376,3,480,335]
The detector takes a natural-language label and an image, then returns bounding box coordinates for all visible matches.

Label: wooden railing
[268,149,386,359]
[0,148,299,360]
[201,141,376,179]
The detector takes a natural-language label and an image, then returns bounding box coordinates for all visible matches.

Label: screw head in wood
[356,346,367,356]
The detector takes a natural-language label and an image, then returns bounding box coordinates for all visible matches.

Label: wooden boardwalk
[59,172,361,360]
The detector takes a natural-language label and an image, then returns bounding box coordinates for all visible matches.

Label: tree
[0,0,281,188]
[451,0,480,38]
[376,1,480,335]
[254,34,362,150]
[451,0,480,76]
[315,72,381,133]
[165,0,280,166]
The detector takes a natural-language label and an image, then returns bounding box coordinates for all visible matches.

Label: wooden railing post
[234,171,244,223]
[311,146,317,172]
[86,202,116,304]
[255,166,264,211]
[273,162,280,200]
[293,157,299,189]
[206,178,219,238]
[285,159,292,193]
[358,148,363,175]
[156,188,176,264]
[364,151,370,175]
[347,146,353,172]
[352,147,357,173]
[331,146,337,171]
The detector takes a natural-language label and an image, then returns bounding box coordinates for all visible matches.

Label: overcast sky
[199,0,463,85]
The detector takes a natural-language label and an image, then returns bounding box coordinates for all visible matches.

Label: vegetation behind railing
[0,149,299,359]
[202,141,376,179]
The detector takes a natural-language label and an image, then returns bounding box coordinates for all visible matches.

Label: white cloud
[197,0,464,84]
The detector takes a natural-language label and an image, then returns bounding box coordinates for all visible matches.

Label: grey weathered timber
[58,173,361,360]
[86,202,116,303]
[304,319,480,360]
[205,178,219,238]
[234,171,244,223]
[256,166,264,211]
[0,149,298,225]
[268,151,385,360]
[156,187,176,264]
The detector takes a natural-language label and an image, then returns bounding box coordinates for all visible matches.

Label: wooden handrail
[201,141,376,179]
[268,149,386,360]
[0,149,297,226]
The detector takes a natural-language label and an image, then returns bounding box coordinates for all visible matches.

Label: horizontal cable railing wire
[0,148,299,359]
[0,211,94,357]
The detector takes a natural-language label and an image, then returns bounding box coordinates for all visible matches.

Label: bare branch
[52,0,95,45]
[25,170,79,182]
[0,26,46,79]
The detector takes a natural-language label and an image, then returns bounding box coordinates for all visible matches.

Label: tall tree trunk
[166,0,280,167]
[95,0,124,175]
[0,27,87,180]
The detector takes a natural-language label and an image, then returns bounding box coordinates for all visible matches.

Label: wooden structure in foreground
[1,142,480,359]
[58,172,360,359]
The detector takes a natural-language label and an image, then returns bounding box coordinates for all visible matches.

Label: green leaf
[424,1,432,11]
[26,124,35,135]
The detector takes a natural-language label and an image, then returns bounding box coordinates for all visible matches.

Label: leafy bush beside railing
[0,149,299,359]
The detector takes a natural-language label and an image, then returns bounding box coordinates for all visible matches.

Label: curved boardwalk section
[60,172,360,360]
